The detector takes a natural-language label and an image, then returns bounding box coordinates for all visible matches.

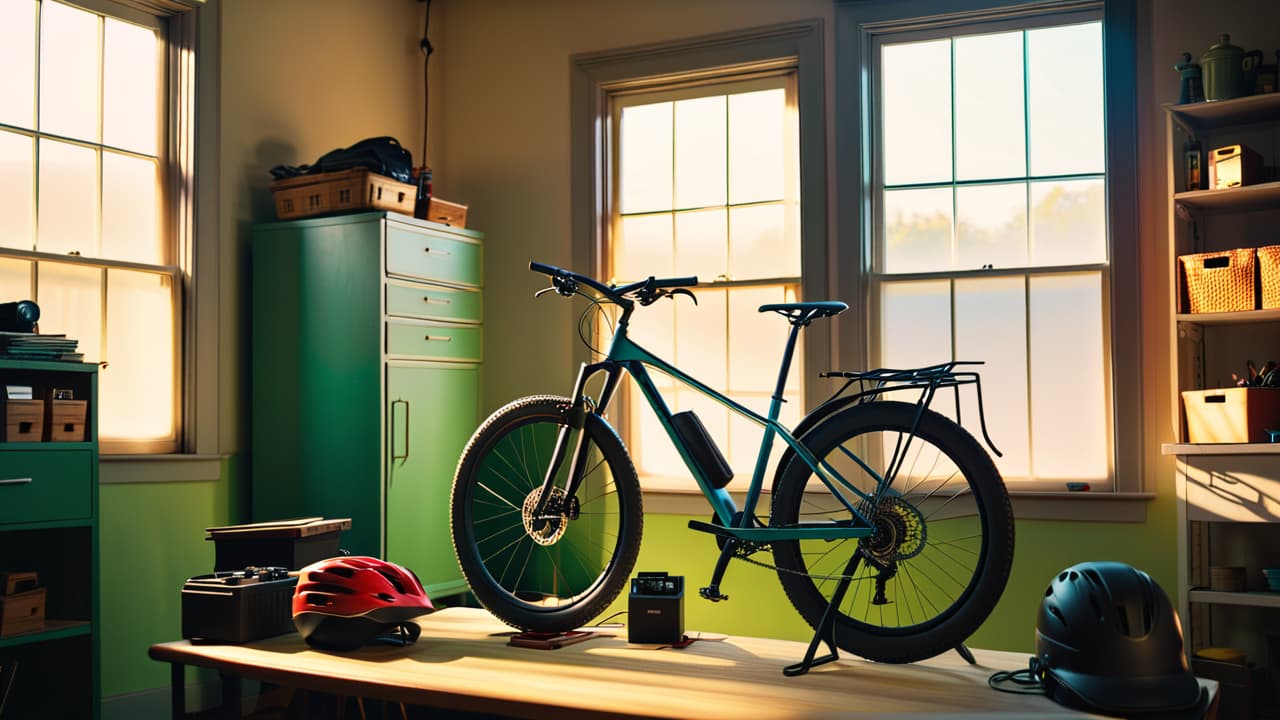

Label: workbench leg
[170,662,186,719]
[219,672,242,719]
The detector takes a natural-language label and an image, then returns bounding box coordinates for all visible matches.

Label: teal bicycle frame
[532,304,877,546]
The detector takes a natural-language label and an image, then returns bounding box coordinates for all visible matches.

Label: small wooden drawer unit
[385,222,482,287]
[385,282,483,324]
[0,450,93,524]
[4,398,44,442]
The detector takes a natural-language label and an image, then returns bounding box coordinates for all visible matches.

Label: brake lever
[534,286,558,299]
[667,288,698,305]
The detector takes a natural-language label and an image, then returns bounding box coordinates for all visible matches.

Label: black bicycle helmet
[1035,561,1205,717]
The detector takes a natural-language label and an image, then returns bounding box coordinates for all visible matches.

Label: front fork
[531,362,622,526]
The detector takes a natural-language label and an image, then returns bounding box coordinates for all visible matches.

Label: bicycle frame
[533,306,877,544]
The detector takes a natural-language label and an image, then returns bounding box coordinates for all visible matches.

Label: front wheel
[770,401,1014,663]
[450,395,643,632]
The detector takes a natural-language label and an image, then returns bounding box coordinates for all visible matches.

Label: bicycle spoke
[475,481,521,511]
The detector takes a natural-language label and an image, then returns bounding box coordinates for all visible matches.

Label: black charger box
[206,517,351,571]
[628,572,684,644]
[181,568,297,643]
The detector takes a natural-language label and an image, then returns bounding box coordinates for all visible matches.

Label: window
[0,0,188,454]
[871,13,1113,491]
[608,74,803,490]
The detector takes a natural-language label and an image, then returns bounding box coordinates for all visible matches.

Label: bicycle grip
[529,261,561,276]
[652,276,698,288]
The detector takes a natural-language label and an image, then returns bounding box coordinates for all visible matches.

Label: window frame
[571,21,828,504]
[836,0,1148,519]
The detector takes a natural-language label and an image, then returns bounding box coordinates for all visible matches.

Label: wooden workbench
[150,606,1115,718]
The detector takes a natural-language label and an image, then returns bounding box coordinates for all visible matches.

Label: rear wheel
[450,395,643,632]
[770,401,1014,663]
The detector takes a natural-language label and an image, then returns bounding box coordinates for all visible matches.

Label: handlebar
[529,261,697,309]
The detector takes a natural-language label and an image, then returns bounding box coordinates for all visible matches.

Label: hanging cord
[420,0,434,165]
[577,294,616,358]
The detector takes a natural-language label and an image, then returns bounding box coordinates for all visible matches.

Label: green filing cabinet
[0,359,99,719]
[251,211,481,598]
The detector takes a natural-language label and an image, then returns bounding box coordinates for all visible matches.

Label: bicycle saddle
[759,301,848,326]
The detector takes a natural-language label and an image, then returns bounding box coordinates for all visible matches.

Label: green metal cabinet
[251,211,481,598]
[0,359,99,719]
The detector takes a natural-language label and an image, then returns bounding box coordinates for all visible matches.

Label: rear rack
[818,361,1002,457]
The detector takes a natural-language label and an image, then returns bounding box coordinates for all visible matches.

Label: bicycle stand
[782,554,979,676]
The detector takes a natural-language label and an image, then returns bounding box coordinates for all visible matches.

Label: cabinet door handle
[423,335,453,342]
[422,296,452,305]
[0,477,33,486]
[391,399,410,463]
[422,246,452,256]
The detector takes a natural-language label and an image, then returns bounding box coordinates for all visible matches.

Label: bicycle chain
[729,544,872,583]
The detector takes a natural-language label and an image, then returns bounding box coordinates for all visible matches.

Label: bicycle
[450,262,1015,668]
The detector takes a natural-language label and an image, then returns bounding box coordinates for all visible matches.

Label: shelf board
[1162,442,1280,456]
[1165,93,1280,129]
[1189,588,1280,608]
[0,619,91,649]
[0,441,95,452]
[1175,308,1280,326]
[1173,180,1280,211]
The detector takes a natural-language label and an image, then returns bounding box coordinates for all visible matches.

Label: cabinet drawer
[1180,454,1280,522]
[0,450,92,524]
[385,223,481,287]
[386,282,482,324]
[386,321,482,362]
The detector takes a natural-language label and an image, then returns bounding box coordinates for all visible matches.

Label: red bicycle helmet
[292,556,434,651]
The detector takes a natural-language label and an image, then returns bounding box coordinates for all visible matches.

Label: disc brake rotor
[522,487,572,546]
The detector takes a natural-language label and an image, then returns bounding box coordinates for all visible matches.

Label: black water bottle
[0,300,40,333]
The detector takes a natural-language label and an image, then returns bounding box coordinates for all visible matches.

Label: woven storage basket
[1258,245,1280,309]
[1179,248,1256,313]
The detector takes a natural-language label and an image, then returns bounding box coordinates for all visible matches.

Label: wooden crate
[425,197,468,228]
[0,571,38,596]
[3,398,44,442]
[270,168,416,220]
[0,587,45,637]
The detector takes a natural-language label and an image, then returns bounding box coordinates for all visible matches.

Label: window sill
[641,489,1156,522]
[100,454,225,484]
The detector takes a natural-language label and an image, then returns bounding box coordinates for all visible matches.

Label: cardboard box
[47,399,86,442]
[0,588,45,637]
[3,399,44,442]
[1183,388,1280,443]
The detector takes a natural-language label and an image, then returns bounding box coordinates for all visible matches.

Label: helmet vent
[1088,592,1103,620]
[376,592,395,602]
[377,569,407,594]
[1082,568,1103,586]
[1048,604,1066,626]
[306,582,354,595]
[328,566,356,578]
[1116,605,1131,635]
[305,595,334,607]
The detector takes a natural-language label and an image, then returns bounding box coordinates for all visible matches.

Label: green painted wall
[98,457,243,696]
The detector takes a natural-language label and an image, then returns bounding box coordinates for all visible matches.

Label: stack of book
[0,332,82,362]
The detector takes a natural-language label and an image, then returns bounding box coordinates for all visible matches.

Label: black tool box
[181,567,297,643]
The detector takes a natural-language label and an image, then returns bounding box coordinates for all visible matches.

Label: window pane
[674,96,725,209]
[879,280,951,369]
[627,293,674,379]
[729,88,786,204]
[727,285,794,393]
[36,262,101,364]
[102,152,161,264]
[619,102,672,214]
[630,390,683,478]
[0,258,33,301]
[103,269,175,442]
[729,203,798,280]
[0,131,35,251]
[0,0,36,129]
[957,182,1027,270]
[955,276,1029,480]
[955,32,1025,181]
[883,187,953,274]
[614,213,672,282]
[103,18,158,156]
[727,388,800,489]
[37,139,98,256]
[1028,23,1104,175]
[676,286,726,389]
[1030,178,1106,266]
[1029,272,1106,481]
[883,39,952,185]
[39,0,100,141]
[674,208,725,281]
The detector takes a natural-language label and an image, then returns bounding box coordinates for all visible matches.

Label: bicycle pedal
[699,586,729,602]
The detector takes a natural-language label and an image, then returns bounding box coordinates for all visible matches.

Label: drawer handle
[422,296,453,305]
[423,247,452,256]
[0,477,33,486]
[423,335,453,342]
